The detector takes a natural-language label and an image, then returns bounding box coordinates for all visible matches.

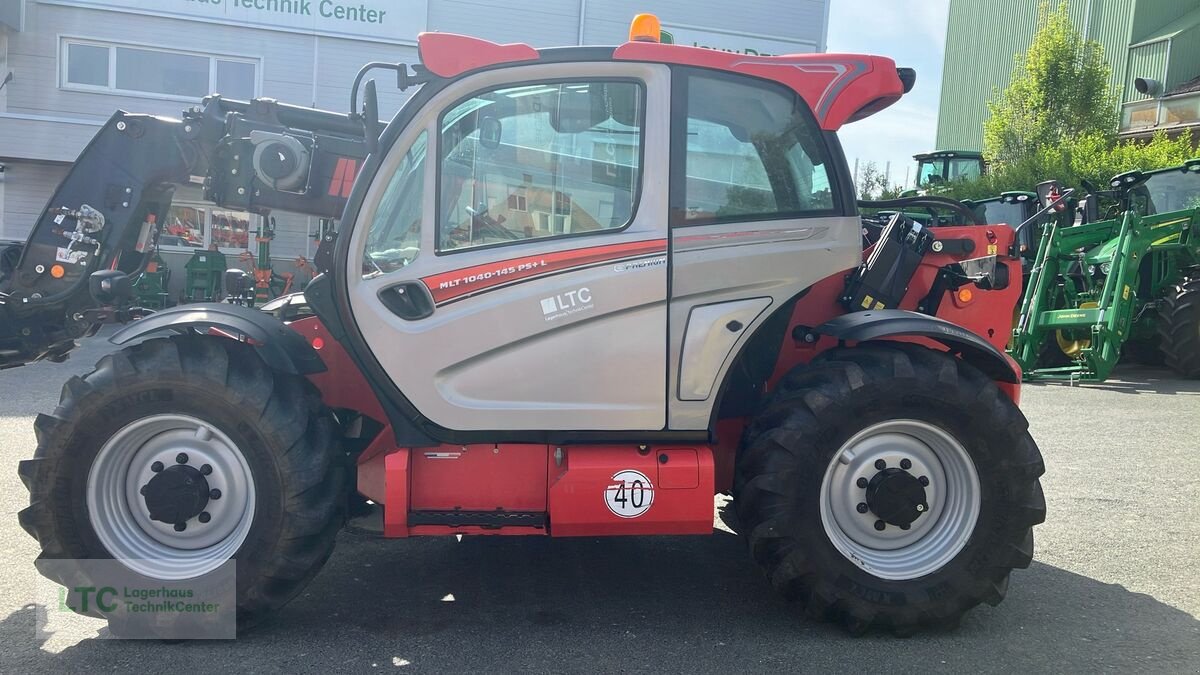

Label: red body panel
[548,445,715,537]
[417,32,540,79]
[292,316,388,423]
[410,444,547,511]
[766,224,1022,392]
[614,42,904,131]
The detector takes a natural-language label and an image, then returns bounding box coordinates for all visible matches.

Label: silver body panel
[667,217,861,429]
[348,63,671,431]
[347,61,861,433]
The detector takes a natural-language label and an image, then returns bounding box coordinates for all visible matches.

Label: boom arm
[0,96,370,369]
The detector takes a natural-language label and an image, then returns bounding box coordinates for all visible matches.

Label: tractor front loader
[14,17,1046,637]
[1010,162,1200,381]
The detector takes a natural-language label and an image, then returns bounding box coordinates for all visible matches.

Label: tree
[854,161,904,200]
[983,2,1118,167]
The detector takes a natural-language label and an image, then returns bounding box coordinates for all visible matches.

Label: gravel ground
[0,332,1197,673]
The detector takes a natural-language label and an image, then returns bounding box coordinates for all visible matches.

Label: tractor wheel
[18,335,345,630]
[1158,278,1200,378]
[734,342,1045,635]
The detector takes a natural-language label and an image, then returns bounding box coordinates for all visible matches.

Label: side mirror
[89,270,132,305]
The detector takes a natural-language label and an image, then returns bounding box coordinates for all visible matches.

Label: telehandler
[10,16,1044,635]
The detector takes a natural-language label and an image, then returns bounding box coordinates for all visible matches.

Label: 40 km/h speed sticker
[605,470,654,518]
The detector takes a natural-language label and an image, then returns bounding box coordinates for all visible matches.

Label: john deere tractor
[1009,160,1200,381]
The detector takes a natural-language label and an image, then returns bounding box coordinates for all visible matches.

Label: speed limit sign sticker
[605,470,654,518]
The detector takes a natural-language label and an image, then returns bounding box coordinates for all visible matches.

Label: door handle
[379,281,435,321]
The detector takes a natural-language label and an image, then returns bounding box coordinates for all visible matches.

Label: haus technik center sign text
[51,0,427,43]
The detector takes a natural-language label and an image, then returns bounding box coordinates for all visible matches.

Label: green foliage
[941,130,1198,201]
[983,2,1118,168]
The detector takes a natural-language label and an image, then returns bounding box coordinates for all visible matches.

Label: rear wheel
[19,335,346,630]
[1158,278,1200,378]
[734,343,1045,634]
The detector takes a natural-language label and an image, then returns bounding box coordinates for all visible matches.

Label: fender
[816,309,1019,384]
[110,303,326,375]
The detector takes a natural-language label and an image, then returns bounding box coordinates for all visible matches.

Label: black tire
[1158,278,1200,377]
[733,342,1045,635]
[18,334,345,631]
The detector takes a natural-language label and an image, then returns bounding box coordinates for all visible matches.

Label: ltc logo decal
[540,287,594,322]
[605,469,654,518]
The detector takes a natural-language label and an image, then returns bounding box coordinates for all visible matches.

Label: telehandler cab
[12,17,1044,635]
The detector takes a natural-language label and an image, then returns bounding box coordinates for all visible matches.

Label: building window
[161,203,256,253]
[674,70,836,224]
[438,80,644,252]
[1120,100,1158,131]
[61,39,258,101]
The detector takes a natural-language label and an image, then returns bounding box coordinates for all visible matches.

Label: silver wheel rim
[86,414,255,580]
[819,419,980,581]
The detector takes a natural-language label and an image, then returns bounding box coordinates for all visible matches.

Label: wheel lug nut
[139,485,148,495]
[916,503,927,513]
[174,522,187,532]
[200,464,212,475]
[198,512,211,523]
[856,502,869,513]
[874,459,886,470]
[900,458,912,470]
[151,461,164,473]
[919,476,929,486]
[856,477,869,488]
[176,453,189,464]
[873,520,886,531]
[899,523,910,530]
[210,488,221,500]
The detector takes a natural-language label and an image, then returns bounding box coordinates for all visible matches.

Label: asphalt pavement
[0,332,1197,673]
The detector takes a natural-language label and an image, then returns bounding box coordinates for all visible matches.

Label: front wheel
[19,335,346,631]
[734,343,1045,634]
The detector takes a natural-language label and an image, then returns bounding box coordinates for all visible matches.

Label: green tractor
[914,150,985,190]
[1009,159,1200,381]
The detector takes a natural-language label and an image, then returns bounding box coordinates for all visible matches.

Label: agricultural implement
[7,16,1044,636]
[1009,161,1200,381]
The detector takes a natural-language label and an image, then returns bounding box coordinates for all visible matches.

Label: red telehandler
[9,16,1044,635]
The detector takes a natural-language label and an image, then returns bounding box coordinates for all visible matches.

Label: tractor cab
[914,150,984,188]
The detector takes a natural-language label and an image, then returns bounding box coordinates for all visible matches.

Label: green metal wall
[1125,39,1169,103]
[935,0,1142,151]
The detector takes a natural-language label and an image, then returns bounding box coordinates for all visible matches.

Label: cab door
[346,62,671,432]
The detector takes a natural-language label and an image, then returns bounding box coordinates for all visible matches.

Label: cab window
[437,80,644,252]
[363,130,427,277]
[674,70,835,224]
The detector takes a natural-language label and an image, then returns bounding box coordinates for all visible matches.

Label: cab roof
[416,32,911,132]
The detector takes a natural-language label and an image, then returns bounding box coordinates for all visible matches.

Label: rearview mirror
[478,116,502,150]
[550,88,605,134]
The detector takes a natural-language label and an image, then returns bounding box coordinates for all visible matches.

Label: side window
[363,131,428,277]
[677,72,835,223]
[437,80,643,252]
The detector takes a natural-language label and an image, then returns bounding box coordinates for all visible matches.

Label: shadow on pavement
[1024,365,1200,395]
[3,529,1197,673]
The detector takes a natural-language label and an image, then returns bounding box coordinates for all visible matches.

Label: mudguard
[817,309,1019,383]
[110,303,326,375]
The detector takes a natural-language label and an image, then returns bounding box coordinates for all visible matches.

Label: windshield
[1139,169,1200,214]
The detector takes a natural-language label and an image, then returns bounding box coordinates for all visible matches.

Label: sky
[826,0,951,190]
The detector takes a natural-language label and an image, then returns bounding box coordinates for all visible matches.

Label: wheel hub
[865,467,928,527]
[142,464,210,526]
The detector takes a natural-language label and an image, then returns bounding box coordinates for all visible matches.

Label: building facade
[935,0,1200,153]
[0,0,828,291]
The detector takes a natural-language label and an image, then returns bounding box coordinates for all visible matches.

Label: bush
[940,130,1198,201]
